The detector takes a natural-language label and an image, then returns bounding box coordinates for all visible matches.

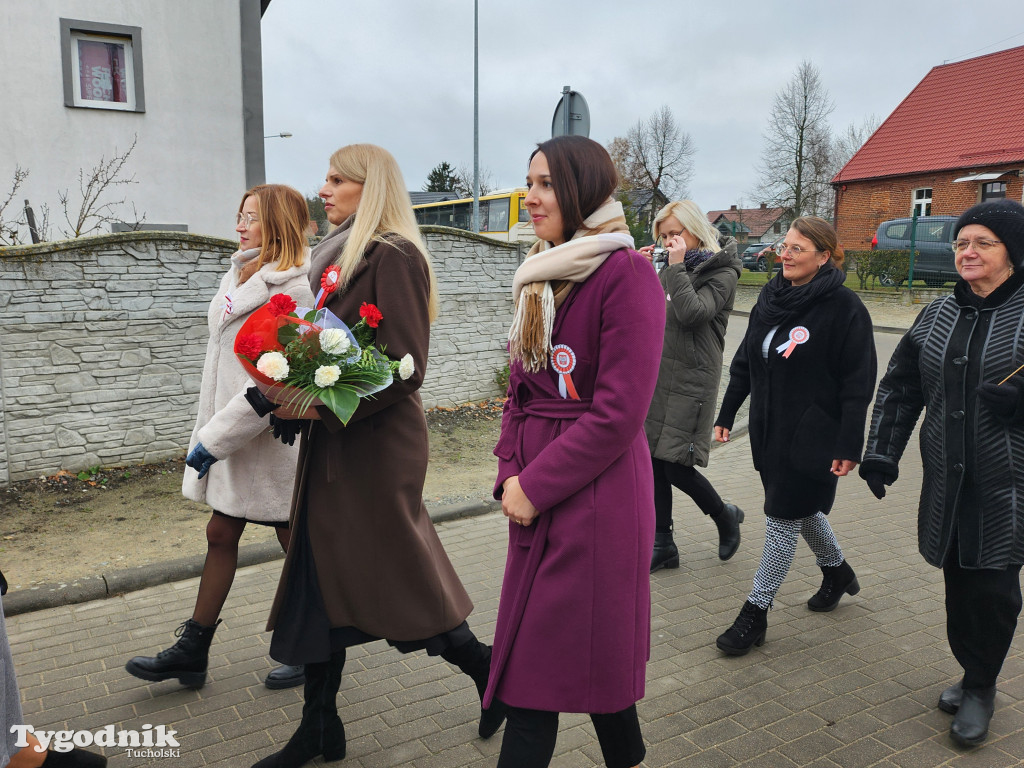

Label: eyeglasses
[777,244,820,256]
[952,238,1002,253]
[235,212,259,228]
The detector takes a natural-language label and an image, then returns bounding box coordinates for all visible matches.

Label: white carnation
[320,328,351,355]
[314,365,341,388]
[256,351,289,381]
[398,353,415,381]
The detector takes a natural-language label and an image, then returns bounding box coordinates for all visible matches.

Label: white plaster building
[0,0,271,241]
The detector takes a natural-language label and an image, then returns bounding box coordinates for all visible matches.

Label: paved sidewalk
[7,425,1023,767]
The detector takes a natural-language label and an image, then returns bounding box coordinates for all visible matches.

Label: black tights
[497,704,644,768]
[651,457,724,533]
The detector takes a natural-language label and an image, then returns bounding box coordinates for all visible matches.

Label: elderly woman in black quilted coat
[860,200,1024,748]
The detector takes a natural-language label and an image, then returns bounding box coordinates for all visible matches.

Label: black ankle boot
[125,618,220,688]
[41,747,108,766]
[939,679,963,714]
[440,639,507,738]
[950,686,996,746]
[711,504,744,560]
[650,531,679,573]
[807,560,860,612]
[253,654,347,767]
[716,601,768,656]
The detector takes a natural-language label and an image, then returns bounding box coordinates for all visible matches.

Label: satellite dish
[551,86,590,138]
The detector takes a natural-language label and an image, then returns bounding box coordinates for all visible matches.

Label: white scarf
[508,198,633,372]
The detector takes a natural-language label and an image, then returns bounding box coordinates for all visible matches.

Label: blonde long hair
[239,184,310,270]
[652,200,722,253]
[330,144,439,321]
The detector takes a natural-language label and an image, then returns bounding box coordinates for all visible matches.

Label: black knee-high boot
[440,638,508,738]
[252,651,346,767]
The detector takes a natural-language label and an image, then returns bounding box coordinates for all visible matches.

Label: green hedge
[848,250,911,289]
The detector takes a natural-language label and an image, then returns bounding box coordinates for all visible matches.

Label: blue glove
[186,442,218,480]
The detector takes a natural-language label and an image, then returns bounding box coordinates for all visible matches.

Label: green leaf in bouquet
[304,309,319,323]
[278,322,300,347]
[318,386,360,425]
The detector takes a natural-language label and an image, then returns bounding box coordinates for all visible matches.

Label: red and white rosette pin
[550,344,581,400]
[314,265,343,309]
[775,326,810,359]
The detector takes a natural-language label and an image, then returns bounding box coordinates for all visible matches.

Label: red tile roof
[706,206,787,239]
[833,45,1024,183]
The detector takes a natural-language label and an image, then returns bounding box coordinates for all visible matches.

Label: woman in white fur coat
[125,184,315,692]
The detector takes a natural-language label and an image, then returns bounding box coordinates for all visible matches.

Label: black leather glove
[862,472,891,500]
[186,442,218,480]
[269,414,301,446]
[976,382,1021,420]
[245,386,280,417]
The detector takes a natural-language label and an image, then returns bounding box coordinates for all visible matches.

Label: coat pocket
[789,404,839,479]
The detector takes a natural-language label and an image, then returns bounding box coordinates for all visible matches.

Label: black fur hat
[954,199,1024,268]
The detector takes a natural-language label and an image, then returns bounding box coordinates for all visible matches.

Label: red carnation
[268,293,297,317]
[236,333,264,360]
[359,302,383,328]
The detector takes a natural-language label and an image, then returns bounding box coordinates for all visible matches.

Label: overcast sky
[260,0,1024,213]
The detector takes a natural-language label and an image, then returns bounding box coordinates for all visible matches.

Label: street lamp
[264,132,293,139]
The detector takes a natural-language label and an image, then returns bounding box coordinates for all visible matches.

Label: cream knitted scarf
[508,198,633,372]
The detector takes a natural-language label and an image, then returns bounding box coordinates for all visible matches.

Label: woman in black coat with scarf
[860,200,1024,747]
[714,216,876,655]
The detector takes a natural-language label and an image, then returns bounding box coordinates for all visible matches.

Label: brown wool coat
[267,235,474,640]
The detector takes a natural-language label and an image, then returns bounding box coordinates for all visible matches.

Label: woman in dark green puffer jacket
[641,201,744,572]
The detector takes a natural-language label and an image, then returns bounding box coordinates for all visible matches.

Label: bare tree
[608,105,696,227]
[831,114,883,174]
[58,135,144,238]
[453,163,495,199]
[755,61,835,218]
[0,166,30,245]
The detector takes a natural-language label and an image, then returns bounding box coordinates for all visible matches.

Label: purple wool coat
[484,249,665,714]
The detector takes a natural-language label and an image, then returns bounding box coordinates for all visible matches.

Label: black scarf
[953,269,1024,309]
[752,262,846,327]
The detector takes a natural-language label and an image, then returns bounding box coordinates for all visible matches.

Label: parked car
[741,240,781,272]
[871,215,959,287]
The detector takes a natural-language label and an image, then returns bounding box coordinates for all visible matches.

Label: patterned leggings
[749,513,844,610]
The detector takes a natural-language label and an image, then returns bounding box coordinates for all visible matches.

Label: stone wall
[0,228,522,484]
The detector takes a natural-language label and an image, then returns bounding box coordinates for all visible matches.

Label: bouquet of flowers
[234,293,414,425]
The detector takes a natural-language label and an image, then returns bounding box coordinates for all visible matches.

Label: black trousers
[496,704,645,768]
[652,457,724,532]
[943,545,1023,690]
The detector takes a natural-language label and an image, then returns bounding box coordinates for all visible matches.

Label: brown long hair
[238,184,310,271]
[790,216,845,270]
[530,136,618,244]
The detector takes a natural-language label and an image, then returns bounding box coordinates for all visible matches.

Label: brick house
[832,45,1024,250]
[707,203,789,245]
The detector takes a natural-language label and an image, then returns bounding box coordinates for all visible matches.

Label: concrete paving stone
[886,737,959,767]
[411,741,488,768]
[429,700,477,731]
[686,715,752,751]
[641,690,689,721]
[854,680,914,707]
[807,692,871,726]
[378,696,446,728]
[823,711,890,744]
[874,717,944,750]
[766,710,831,742]
[776,730,845,764]
[218,706,289,740]
[200,730,273,764]
[775,684,837,712]
[718,727,785,762]
[642,710,698,743]
[674,744,753,768]
[360,737,431,768]
[826,736,893,768]
[869,696,935,728]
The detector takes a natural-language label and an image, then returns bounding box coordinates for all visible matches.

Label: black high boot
[650,531,679,573]
[441,639,508,738]
[716,601,768,656]
[711,504,744,560]
[807,560,860,612]
[253,652,346,767]
[125,618,220,688]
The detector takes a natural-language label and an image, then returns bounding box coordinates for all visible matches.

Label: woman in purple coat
[485,135,665,768]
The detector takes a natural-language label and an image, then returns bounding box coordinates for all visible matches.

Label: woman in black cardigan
[860,201,1024,747]
[714,216,876,655]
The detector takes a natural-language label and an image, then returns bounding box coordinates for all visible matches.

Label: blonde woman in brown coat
[247,144,502,768]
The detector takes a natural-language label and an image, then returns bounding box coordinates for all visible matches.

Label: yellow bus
[412,188,534,243]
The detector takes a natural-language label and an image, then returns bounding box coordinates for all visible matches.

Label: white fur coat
[181,249,315,521]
